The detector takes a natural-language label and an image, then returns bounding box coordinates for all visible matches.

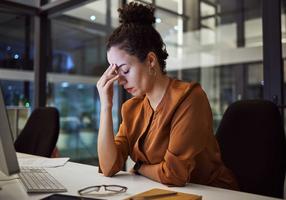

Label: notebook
[125,188,202,200]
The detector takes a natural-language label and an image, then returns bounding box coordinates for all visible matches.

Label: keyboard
[19,167,67,193]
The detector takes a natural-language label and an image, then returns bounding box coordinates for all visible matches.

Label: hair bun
[118,2,155,25]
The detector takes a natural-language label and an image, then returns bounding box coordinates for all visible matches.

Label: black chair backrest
[216,100,286,198]
[14,107,60,157]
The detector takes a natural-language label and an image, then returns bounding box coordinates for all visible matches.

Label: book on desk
[125,188,202,200]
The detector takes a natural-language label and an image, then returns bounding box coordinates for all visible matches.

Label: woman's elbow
[99,163,118,177]
[163,179,187,187]
[171,180,187,187]
[101,168,116,177]
[159,173,188,187]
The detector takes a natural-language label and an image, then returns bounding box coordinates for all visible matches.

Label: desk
[0,154,282,200]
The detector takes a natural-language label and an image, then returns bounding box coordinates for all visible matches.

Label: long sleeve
[157,86,213,186]
[103,112,130,176]
[101,95,146,177]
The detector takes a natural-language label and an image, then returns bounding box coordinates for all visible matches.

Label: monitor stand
[0,171,18,191]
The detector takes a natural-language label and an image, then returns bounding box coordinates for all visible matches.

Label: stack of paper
[18,157,70,168]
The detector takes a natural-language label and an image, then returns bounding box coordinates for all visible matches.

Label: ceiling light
[14,54,19,59]
[61,82,69,88]
[155,18,162,23]
[90,15,96,21]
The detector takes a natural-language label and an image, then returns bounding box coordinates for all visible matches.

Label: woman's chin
[132,93,140,97]
[132,91,144,97]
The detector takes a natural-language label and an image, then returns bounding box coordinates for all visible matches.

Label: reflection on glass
[158,0,263,130]
[156,10,181,41]
[0,13,33,71]
[0,79,33,141]
[200,28,216,45]
[47,82,119,165]
[111,0,120,28]
[200,1,216,16]
[63,0,106,25]
[156,0,179,13]
[245,18,263,47]
[0,80,33,107]
[201,18,216,30]
[51,19,108,76]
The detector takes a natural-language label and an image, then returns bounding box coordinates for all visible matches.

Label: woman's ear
[146,52,157,67]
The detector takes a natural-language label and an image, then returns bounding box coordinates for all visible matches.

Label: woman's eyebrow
[117,63,127,68]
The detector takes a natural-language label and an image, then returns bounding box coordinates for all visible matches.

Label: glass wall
[0,10,34,145]
[0,12,33,71]
[0,0,283,167]
[51,17,107,75]
[0,8,34,108]
[159,0,264,130]
[46,78,119,164]
[0,80,34,107]
[48,0,121,163]
[0,1,119,164]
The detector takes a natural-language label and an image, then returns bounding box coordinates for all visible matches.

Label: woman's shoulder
[167,78,210,113]
[121,95,145,112]
[169,78,203,97]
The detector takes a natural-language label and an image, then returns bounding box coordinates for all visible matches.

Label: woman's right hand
[96,64,120,108]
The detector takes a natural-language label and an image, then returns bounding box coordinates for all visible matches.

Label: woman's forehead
[107,47,135,65]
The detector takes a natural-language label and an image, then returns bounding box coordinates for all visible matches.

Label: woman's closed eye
[123,69,129,74]
[118,67,129,75]
[116,64,129,75]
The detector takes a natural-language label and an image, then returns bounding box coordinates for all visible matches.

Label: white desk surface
[0,154,282,200]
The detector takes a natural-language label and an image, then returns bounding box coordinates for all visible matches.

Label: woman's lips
[126,87,133,93]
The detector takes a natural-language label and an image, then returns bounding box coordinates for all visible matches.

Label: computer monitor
[0,86,19,176]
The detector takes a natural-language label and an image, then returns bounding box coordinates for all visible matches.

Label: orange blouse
[107,78,238,189]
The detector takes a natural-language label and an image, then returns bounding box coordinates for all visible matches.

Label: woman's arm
[98,106,118,176]
[137,163,161,182]
[97,64,119,176]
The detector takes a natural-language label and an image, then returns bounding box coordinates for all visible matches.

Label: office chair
[14,107,60,157]
[216,100,286,198]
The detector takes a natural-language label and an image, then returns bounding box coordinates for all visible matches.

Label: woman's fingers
[98,73,118,87]
[103,64,117,77]
[104,74,120,89]
[107,64,118,76]
[96,65,120,107]
[97,64,118,87]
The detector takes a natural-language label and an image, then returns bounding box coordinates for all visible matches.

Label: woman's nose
[118,76,127,85]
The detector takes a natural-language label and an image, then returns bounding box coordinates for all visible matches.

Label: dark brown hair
[106,2,168,74]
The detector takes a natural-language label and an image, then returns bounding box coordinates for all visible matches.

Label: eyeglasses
[78,185,127,195]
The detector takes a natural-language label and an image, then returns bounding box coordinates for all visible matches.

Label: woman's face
[107,46,154,97]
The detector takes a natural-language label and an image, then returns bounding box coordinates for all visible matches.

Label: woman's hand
[96,64,120,108]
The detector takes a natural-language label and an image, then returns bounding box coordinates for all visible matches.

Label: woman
[96,2,238,189]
